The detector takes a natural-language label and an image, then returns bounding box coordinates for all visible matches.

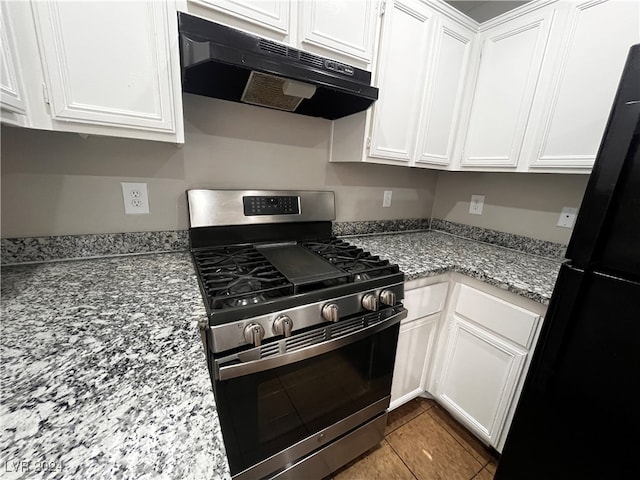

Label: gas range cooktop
[192,237,402,325]
[187,189,405,353]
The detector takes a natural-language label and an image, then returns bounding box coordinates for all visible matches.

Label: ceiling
[445,1,531,23]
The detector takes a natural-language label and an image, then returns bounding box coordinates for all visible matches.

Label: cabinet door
[390,282,448,409]
[461,8,554,168]
[298,0,377,66]
[187,0,290,41]
[32,1,178,134]
[528,0,640,170]
[0,2,28,126]
[415,16,474,167]
[390,313,439,409]
[368,0,434,163]
[434,316,526,447]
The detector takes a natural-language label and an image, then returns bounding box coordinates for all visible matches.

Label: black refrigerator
[495,44,640,479]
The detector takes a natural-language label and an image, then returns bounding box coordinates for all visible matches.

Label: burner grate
[193,245,293,310]
[302,238,400,281]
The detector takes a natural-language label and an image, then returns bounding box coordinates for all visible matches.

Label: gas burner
[192,246,293,312]
[301,239,400,281]
[223,277,267,307]
[353,272,371,281]
[225,293,267,308]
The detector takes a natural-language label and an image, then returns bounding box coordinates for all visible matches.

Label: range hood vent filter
[241,72,316,112]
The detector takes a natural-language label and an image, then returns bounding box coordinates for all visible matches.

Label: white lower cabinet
[434,314,527,449]
[390,279,448,410]
[430,278,546,452]
[390,274,547,453]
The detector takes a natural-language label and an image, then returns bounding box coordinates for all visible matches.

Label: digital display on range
[243,196,299,216]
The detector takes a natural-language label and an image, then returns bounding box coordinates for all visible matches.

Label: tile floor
[330,397,499,480]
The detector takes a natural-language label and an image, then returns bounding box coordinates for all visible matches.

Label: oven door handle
[215,308,407,381]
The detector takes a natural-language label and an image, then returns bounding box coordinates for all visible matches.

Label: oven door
[212,307,406,479]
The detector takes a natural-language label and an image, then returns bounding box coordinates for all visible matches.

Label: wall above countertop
[433,171,589,244]
[1,94,589,245]
[0,95,437,238]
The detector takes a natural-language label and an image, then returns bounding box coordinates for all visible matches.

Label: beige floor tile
[428,404,494,465]
[484,457,498,475]
[385,399,425,435]
[387,411,484,480]
[334,440,416,480]
[472,467,494,480]
[415,396,437,412]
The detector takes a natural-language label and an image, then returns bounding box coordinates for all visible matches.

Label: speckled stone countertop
[0,230,561,479]
[348,230,562,305]
[0,253,230,480]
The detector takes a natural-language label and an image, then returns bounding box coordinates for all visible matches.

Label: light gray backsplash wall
[432,171,590,244]
[1,94,438,237]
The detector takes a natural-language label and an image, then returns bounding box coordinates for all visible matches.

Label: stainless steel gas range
[187,189,407,480]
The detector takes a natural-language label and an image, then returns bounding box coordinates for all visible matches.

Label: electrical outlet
[383,190,392,208]
[557,207,577,228]
[469,195,485,215]
[121,182,149,214]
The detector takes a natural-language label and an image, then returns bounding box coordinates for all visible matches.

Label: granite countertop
[0,230,561,479]
[0,253,230,480]
[348,230,562,305]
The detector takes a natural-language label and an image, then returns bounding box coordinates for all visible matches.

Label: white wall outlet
[121,182,149,215]
[469,194,485,215]
[383,190,392,208]
[557,207,577,228]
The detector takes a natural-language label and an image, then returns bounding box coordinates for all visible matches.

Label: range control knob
[379,289,397,306]
[272,315,293,338]
[361,293,379,311]
[243,323,265,347]
[321,303,340,323]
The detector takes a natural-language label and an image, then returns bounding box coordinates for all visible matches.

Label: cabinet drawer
[455,285,539,348]
[404,282,448,323]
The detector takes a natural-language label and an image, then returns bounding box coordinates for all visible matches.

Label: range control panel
[243,195,300,216]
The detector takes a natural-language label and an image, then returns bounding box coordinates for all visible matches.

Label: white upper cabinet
[183,0,377,68]
[329,0,475,166]
[368,0,434,163]
[31,1,183,142]
[415,16,475,167]
[297,0,377,65]
[185,0,291,43]
[460,7,554,168]
[0,2,28,126]
[524,0,640,171]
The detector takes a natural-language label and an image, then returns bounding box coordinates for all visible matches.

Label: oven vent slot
[255,311,391,360]
[367,313,384,326]
[260,343,280,359]
[330,319,366,339]
[284,330,326,353]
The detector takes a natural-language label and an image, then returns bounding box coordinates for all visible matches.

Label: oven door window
[214,323,399,476]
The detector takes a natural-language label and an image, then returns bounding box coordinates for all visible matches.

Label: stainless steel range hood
[177,12,379,120]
